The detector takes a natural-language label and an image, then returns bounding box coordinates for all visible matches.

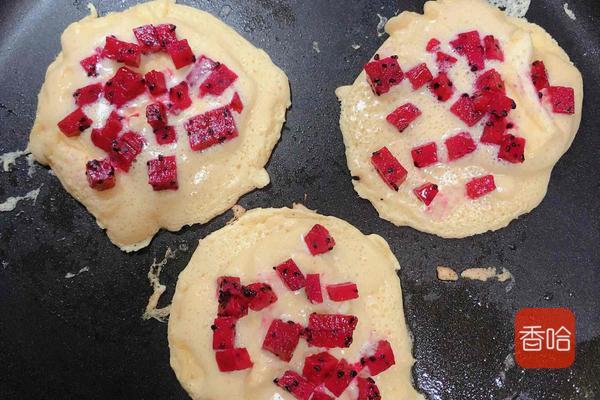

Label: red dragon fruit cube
[429,72,454,102]
[147,155,178,191]
[216,276,249,318]
[305,313,358,348]
[466,175,496,199]
[91,111,123,152]
[104,67,146,108]
[386,103,422,132]
[371,147,408,191]
[413,182,439,206]
[411,142,438,168]
[145,70,168,96]
[274,370,315,400]
[480,116,509,145]
[274,259,306,290]
[185,106,238,151]
[323,359,359,397]
[154,126,177,145]
[544,86,575,114]
[57,108,92,136]
[483,35,504,61]
[406,63,433,90]
[73,83,103,107]
[199,63,239,97]
[169,81,192,111]
[445,132,477,161]
[133,24,162,53]
[436,51,457,71]
[365,340,396,376]
[155,24,178,48]
[102,36,141,68]
[229,92,244,113]
[304,224,336,255]
[326,283,359,302]
[488,93,516,117]
[215,348,253,372]
[305,273,323,304]
[110,131,145,172]
[364,54,404,96]
[450,30,485,72]
[476,69,506,94]
[450,94,485,127]
[243,282,277,311]
[498,134,526,163]
[186,55,218,87]
[167,39,196,69]
[357,377,381,400]
[85,158,115,191]
[80,53,99,77]
[426,38,441,52]
[212,316,237,350]
[530,60,549,91]
[262,319,303,362]
[146,102,168,130]
[302,351,339,385]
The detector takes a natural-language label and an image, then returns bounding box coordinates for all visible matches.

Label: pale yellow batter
[28,0,290,251]
[337,0,582,238]
[169,206,423,400]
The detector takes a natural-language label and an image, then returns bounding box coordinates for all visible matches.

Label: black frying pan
[0,0,598,399]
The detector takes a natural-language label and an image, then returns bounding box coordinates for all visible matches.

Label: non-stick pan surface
[0,1,598,399]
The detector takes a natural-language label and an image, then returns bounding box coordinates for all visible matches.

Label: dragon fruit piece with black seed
[364,54,404,96]
[435,51,457,71]
[364,340,396,376]
[169,81,192,112]
[57,108,92,136]
[146,102,168,130]
[110,131,145,172]
[445,132,477,161]
[274,258,306,290]
[426,38,440,52]
[450,94,485,127]
[212,316,237,350]
[274,370,315,400]
[411,142,438,168]
[304,224,336,255]
[480,115,509,145]
[429,72,454,102]
[133,24,162,54]
[185,106,238,151]
[167,39,196,69]
[262,319,303,362]
[466,175,496,199]
[85,158,115,191]
[450,30,485,72]
[475,69,506,94]
[101,36,142,68]
[147,155,178,191]
[302,351,339,385]
[371,147,408,191]
[413,182,439,206]
[243,282,277,311]
[305,273,323,304]
[104,67,146,108]
[544,86,575,114]
[80,53,100,77]
[229,92,244,113]
[498,134,526,163]
[530,60,549,91]
[326,282,359,302]
[155,23,178,48]
[154,126,177,145]
[215,348,253,372]
[305,313,358,348]
[91,111,123,152]
[216,276,249,318]
[483,35,504,61]
[186,55,218,87]
[406,63,433,90]
[323,358,359,397]
[386,103,422,132]
[199,63,239,97]
[357,377,382,400]
[73,83,103,107]
[145,70,168,96]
